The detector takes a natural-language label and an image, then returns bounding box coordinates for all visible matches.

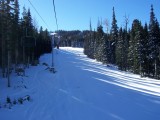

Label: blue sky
[19,0,160,32]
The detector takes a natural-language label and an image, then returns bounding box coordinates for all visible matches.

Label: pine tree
[110,7,118,64]
[94,24,104,61]
[26,9,34,36]
[128,19,142,74]
[0,0,52,87]
[84,20,94,59]
[123,15,130,71]
[135,22,144,75]
[21,6,28,65]
[148,5,160,78]
[0,0,7,77]
[6,0,15,87]
[141,23,149,76]
[88,19,95,59]
[153,20,160,78]
[13,0,20,66]
[101,34,108,64]
[116,27,125,70]
[83,37,88,55]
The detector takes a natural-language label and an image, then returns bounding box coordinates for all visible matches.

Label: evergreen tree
[6,0,15,87]
[148,5,160,78]
[0,0,7,77]
[128,19,142,74]
[94,24,104,62]
[141,23,149,76]
[101,34,108,64]
[0,0,52,87]
[135,22,144,75]
[123,29,130,71]
[26,9,33,36]
[110,7,118,64]
[84,20,94,58]
[88,19,95,59]
[116,27,125,70]
[12,0,20,66]
[83,33,89,56]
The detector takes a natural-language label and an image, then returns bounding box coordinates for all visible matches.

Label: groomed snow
[0,47,160,120]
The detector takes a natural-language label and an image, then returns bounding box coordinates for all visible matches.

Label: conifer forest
[0,0,160,90]
[82,6,160,79]
[0,0,52,87]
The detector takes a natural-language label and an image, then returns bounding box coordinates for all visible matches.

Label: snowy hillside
[0,47,160,120]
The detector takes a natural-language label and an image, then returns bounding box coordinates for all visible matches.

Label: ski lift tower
[50,32,57,73]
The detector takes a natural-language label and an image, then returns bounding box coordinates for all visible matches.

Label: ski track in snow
[0,47,160,120]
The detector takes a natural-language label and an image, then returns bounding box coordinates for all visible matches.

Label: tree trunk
[155,59,157,78]
[7,50,11,87]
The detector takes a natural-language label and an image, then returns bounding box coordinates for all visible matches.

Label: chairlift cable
[27,0,51,30]
[53,0,59,31]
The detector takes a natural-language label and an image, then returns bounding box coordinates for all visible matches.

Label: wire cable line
[27,0,51,30]
[53,0,58,31]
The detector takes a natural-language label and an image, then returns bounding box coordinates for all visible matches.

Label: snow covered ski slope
[0,47,160,120]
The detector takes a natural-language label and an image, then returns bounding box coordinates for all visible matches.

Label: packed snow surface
[0,47,160,120]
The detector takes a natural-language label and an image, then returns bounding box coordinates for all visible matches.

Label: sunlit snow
[0,47,160,120]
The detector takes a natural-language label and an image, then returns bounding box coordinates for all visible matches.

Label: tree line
[0,0,52,87]
[58,30,84,47]
[84,5,160,79]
